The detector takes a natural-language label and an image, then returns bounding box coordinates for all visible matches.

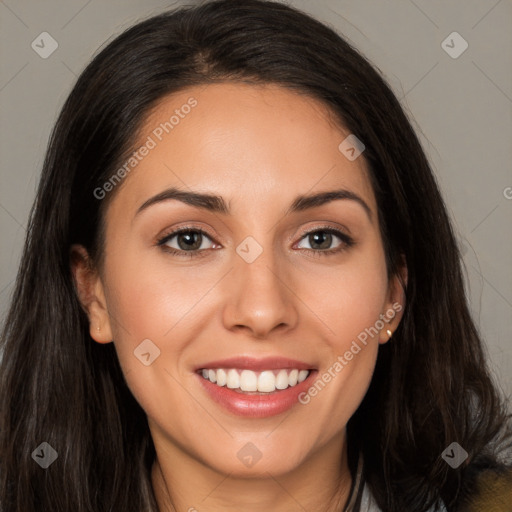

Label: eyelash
[156,225,355,259]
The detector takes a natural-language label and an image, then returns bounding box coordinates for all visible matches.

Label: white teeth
[240,370,258,392]
[298,370,309,383]
[257,371,275,392]
[199,368,311,392]
[226,369,239,389]
[216,368,227,387]
[275,369,289,390]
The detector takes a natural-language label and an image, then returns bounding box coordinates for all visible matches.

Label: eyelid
[294,222,352,241]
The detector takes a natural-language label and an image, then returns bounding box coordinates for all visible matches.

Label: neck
[151,430,354,512]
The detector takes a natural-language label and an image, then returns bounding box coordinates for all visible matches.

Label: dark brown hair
[1,1,511,510]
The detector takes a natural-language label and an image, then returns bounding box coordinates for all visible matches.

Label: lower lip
[196,370,317,418]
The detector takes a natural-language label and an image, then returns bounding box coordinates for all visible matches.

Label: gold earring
[386,329,392,338]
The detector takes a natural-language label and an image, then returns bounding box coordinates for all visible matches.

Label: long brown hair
[1,1,511,510]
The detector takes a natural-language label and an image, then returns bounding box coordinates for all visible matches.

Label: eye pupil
[178,231,202,250]
[310,231,332,250]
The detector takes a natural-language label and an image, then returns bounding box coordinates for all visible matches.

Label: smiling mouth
[198,368,311,394]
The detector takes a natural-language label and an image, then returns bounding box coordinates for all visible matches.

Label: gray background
[1,0,511,398]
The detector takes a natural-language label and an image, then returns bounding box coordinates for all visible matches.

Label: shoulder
[460,468,512,512]
[359,469,512,511]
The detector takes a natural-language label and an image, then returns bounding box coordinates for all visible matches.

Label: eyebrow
[135,187,373,222]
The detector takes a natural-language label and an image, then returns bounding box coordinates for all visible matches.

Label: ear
[379,255,407,344]
[70,244,113,344]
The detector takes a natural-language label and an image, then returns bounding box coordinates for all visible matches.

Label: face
[73,82,406,478]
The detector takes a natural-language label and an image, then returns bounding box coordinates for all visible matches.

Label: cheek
[298,291,383,448]
[303,248,389,348]
[294,245,387,434]
[100,245,208,387]
[100,244,227,420]
[104,244,215,341]
[100,251,206,432]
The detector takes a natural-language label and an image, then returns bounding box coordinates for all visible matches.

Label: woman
[1,1,511,510]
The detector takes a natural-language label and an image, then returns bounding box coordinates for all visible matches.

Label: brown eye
[307,231,334,250]
[295,227,355,256]
[157,228,216,256]
[174,231,204,251]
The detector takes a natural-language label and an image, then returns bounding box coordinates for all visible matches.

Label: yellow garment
[464,469,512,512]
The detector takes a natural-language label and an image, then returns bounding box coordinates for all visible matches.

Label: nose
[221,245,299,339]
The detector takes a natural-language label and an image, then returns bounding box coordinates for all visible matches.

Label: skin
[72,82,407,512]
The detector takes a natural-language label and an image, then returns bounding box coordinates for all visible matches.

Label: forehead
[108,82,376,220]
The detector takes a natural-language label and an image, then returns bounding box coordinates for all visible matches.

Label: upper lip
[195,356,315,372]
